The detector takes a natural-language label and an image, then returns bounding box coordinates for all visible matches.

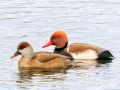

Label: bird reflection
[18,68,68,80]
[72,58,112,67]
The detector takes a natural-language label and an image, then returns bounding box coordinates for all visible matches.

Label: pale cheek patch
[69,49,98,60]
[20,47,33,58]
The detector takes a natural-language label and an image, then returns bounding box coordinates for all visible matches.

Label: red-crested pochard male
[11,42,72,69]
[42,31,114,60]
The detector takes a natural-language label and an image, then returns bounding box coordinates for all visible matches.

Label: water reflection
[18,68,67,80]
[16,68,68,90]
[72,59,112,67]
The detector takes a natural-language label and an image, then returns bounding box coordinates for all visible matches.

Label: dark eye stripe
[19,46,26,50]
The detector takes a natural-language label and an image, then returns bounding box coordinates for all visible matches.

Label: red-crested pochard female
[11,42,72,69]
[42,31,114,60]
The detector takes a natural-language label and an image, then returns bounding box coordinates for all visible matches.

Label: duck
[11,42,72,69]
[42,31,114,60]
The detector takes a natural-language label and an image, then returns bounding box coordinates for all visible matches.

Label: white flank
[69,49,98,60]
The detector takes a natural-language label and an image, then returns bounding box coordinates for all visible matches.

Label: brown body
[11,42,72,69]
[67,43,105,54]
[19,52,71,69]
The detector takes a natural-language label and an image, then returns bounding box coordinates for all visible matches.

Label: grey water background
[0,0,120,90]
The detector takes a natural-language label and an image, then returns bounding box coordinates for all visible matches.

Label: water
[0,0,120,90]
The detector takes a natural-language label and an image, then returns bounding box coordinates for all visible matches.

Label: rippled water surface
[0,0,120,90]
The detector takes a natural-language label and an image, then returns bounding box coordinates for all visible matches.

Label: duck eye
[52,36,56,39]
[17,52,21,55]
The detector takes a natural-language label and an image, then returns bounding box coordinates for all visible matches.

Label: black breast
[54,48,73,60]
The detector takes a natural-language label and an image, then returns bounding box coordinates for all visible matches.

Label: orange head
[42,31,68,48]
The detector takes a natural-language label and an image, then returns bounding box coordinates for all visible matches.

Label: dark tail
[97,51,114,60]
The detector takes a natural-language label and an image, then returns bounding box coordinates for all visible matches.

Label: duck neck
[22,56,33,60]
[54,42,68,51]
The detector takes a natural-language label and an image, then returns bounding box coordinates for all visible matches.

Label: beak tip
[10,56,14,59]
[42,41,53,48]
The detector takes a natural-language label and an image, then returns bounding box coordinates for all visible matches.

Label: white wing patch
[68,49,98,60]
